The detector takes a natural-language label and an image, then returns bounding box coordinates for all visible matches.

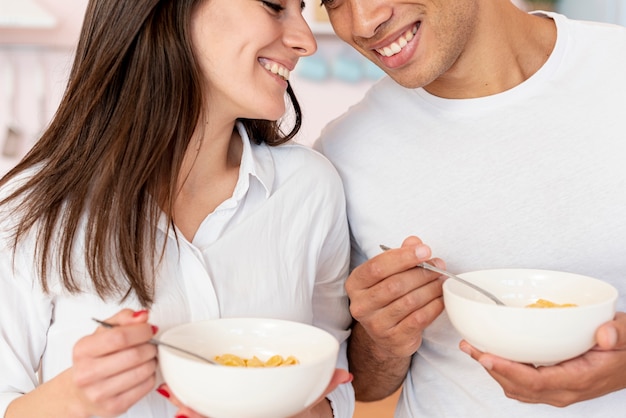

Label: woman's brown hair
[0,0,304,306]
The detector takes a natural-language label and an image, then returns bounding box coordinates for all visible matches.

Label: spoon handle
[147,339,218,364]
[378,245,505,306]
[416,262,505,305]
[91,318,218,364]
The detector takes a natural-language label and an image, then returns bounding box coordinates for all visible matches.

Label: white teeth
[264,61,290,81]
[376,25,418,57]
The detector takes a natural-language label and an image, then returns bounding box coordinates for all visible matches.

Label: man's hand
[460,312,626,406]
[346,236,445,401]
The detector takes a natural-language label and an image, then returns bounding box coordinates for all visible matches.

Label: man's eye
[320,0,336,9]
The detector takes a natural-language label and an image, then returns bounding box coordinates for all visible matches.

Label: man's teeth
[264,62,290,81]
[376,25,418,57]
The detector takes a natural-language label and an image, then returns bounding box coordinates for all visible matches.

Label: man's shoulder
[557,12,626,45]
[269,140,345,188]
[315,77,409,155]
[271,140,337,172]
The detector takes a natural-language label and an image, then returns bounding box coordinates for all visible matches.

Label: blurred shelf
[0,0,56,29]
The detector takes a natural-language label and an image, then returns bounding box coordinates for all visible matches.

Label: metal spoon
[379,245,506,306]
[92,318,220,365]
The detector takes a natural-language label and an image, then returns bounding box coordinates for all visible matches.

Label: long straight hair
[0,0,303,306]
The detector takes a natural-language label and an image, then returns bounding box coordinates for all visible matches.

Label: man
[314,0,626,416]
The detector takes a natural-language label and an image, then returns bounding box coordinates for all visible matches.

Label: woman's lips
[258,58,291,81]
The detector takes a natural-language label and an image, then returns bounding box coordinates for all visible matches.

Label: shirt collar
[235,121,274,200]
[156,122,275,238]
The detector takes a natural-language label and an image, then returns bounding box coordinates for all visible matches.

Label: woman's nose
[284,14,318,56]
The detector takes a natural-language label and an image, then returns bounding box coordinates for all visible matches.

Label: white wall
[558,0,626,25]
[0,0,87,46]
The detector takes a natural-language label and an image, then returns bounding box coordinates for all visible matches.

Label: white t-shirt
[0,123,355,418]
[316,12,626,418]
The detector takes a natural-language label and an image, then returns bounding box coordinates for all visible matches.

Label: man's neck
[425,5,556,99]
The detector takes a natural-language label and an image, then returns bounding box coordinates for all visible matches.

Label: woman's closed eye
[261,0,285,14]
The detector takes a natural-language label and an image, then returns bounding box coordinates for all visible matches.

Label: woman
[0,1,354,417]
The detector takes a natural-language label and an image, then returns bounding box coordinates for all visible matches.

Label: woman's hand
[157,368,353,418]
[288,369,352,418]
[460,312,626,406]
[69,309,159,417]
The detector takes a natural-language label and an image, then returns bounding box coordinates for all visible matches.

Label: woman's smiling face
[191,0,317,122]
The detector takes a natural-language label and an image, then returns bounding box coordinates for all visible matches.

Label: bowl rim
[442,267,619,309]
[158,317,340,369]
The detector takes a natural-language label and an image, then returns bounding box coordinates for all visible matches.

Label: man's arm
[348,322,411,400]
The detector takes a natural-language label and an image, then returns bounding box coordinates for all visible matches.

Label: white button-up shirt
[0,123,354,417]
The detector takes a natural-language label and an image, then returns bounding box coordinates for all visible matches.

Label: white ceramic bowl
[158,318,339,418]
[443,269,618,365]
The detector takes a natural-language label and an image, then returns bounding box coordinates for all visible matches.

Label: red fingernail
[156,385,170,398]
[175,415,189,418]
[151,325,159,335]
[133,310,148,317]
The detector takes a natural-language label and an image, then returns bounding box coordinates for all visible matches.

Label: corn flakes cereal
[525,298,577,308]
[214,353,299,367]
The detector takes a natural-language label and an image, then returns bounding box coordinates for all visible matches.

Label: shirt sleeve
[310,163,355,418]
[325,340,355,418]
[0,228,53,416]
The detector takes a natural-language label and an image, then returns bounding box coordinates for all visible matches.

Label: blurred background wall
[0,0,88,173]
